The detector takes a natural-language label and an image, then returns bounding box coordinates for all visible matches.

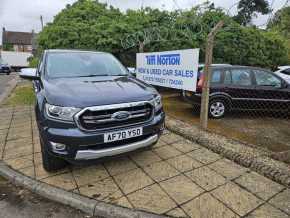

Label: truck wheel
[209,99,227,119]
[40,138,67,172]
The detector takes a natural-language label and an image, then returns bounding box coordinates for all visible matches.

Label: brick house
[2,28,37,53]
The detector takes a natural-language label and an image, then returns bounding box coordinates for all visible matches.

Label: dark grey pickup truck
[20,50,165,171]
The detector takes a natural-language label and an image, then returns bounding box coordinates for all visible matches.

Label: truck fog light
[51,142,66,151]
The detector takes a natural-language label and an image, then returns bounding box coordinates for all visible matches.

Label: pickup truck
[20,50,165,171]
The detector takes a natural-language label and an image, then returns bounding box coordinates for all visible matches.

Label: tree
[268,6,290,61]
[37,0,288,68]
[268,6,290,37]
[2,43,14,51]
[235,0,271,25]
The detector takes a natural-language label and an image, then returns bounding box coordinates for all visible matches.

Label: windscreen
[46,52,128,78]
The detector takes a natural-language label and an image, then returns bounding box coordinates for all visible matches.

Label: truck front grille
[76,101,154,131]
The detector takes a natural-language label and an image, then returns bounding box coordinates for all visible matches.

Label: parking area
[161,92,290,154]
[0,105,290,217]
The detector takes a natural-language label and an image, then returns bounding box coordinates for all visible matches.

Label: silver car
[274,66,290,84]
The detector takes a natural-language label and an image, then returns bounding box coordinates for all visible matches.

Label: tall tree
[235,0,271,25]
[268,6,290,61]
[268,6,290,37]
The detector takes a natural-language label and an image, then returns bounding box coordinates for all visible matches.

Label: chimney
[2,27,5,46]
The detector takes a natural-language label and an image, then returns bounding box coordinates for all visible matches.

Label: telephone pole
[40,15,44,30]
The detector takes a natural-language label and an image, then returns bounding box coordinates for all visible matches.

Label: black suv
[184,66,290,118]
[20,50,165,171]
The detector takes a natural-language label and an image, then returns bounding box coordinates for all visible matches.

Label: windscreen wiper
[78,74,109,77]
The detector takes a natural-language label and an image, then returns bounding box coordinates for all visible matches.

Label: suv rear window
[231,69,252,86]
[211,70,222,84]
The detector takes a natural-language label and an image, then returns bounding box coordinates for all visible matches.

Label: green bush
[37,0,289,69]
[28,56,39,68]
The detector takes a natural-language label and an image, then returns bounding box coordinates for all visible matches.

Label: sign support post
[200,21,224,130]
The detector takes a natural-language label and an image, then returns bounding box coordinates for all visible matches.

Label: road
[0,176,97,218]
[0,73,17,96]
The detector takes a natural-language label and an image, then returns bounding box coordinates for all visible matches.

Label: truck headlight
[46,104,81,121]
[153,95,162,111]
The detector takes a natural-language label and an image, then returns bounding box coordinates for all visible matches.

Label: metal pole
[40,15,44,30]
[200,21,224,130]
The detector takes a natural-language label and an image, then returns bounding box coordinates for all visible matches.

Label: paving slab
[235,172,285,201]
[211,182,263,216]
[159,174,204,204]
[143,161,180,182]
[41,172,77,191]
[160,133,183,144]
[181,193,239,218]
[246,204,289,218]
[5,156,33,170]
[166,207,187,218]
[104,156,138,176]
[35,163,69,180]
[113,168,154,194]
[78,177,123,202]
[166,154,202,173]
[268,189,290,215]
[185,166,227,191]
[208,159,249,180]
[127,184,177,214]
[188,148,222,164]
[72,165,109,187]
[130,150,161,167]
[153,145,182,160]
[170,140,201,153]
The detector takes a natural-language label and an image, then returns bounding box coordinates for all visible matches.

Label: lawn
[3,84,35,106]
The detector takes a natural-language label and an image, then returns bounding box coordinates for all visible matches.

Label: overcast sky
[0,0,288,45]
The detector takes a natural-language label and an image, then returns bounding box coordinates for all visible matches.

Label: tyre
[40,137,67,172]
[209,99,227,119]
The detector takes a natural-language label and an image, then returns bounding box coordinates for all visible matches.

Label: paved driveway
[0,73,17,96]
[0,105,289,218]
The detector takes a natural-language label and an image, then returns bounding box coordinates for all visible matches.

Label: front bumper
[75,134,158,160]
[38,111,165,161]
[0,68,11,73]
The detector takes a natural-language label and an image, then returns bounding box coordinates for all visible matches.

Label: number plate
[104,127,143,143]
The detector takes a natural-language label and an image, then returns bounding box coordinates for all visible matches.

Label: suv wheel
[209,99,226,119]
[40,138,67,172]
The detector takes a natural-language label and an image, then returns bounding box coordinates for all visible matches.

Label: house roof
[3,30,34,45]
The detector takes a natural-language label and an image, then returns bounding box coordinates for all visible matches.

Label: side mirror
[19,68,39,80]
[127,67,136,77]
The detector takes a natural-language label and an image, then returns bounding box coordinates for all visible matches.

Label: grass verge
[3,84,35,106]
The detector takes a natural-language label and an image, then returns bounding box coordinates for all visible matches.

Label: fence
[160,21,290,164]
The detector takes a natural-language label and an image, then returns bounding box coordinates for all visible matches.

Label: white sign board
[136,49,199,91]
